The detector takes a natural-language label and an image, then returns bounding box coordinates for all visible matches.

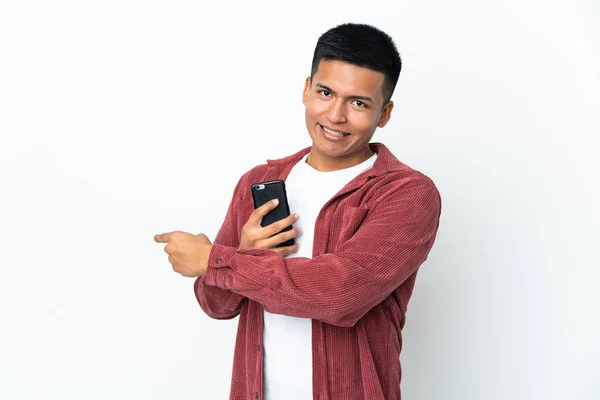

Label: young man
[155,23,441,400]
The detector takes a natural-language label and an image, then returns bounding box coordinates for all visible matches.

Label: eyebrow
[314,83,375,104]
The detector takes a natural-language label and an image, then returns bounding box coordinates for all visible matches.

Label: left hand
[154,231,213,277]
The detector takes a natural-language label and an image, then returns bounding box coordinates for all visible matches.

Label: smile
[320,124,350,137]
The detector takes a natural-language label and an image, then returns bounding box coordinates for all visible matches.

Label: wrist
[202,244,213,275]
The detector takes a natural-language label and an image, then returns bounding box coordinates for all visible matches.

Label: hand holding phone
[250,180,295,248]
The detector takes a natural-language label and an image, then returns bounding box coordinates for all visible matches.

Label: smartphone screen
[251,180,294,247]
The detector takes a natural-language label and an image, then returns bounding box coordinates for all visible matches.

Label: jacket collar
[266,142,405,178]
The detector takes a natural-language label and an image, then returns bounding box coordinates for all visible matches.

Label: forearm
[204,238,435,327]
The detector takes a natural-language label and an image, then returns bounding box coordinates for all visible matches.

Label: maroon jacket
[195,143,441,399]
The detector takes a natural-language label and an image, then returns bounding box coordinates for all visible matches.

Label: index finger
[154,232,171,243]
[249,199,279,226]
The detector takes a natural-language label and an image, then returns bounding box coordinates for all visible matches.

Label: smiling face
[302,59,394,171]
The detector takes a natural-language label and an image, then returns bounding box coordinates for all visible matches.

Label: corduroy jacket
[195,142,441,400]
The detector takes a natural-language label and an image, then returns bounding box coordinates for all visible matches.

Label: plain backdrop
[1,0,599,399]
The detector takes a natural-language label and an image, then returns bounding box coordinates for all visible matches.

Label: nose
[326,99,347,124]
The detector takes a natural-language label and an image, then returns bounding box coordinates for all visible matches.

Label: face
[302,59,394,170]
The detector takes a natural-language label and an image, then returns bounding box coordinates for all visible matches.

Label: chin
[313,144,353,158]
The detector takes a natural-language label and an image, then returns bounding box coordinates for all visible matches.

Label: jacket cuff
[204,244,237,288]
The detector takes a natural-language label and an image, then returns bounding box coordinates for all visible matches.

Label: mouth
[319,124,350,138]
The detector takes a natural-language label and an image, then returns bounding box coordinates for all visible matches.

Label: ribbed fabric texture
[194,143,441,400]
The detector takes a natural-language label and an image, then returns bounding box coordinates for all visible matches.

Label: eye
[353,100,367,108]
[318,89,332,97]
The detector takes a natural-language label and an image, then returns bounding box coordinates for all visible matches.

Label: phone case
[250,180,295,247]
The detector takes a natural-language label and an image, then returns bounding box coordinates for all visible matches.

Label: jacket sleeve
[203,182,441,327]
[193,175,247,320]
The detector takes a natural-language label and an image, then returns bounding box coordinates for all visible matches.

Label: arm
[203,182,441,327]
[193,178,247,320]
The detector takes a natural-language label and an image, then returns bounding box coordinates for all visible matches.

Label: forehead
[312,59,385,102]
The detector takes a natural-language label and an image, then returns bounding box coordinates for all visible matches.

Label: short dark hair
[310,23,402,104]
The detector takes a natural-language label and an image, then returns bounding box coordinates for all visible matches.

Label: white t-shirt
[263,152,377,399]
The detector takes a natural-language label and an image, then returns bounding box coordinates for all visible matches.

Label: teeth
[322,125,348,137]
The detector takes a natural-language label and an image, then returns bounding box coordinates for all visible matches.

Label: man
[155,23,441,400]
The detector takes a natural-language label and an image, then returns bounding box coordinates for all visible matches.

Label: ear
[302,77,311,106]
[377,101,394,128]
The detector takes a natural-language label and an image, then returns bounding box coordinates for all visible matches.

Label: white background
[1,0,599,399]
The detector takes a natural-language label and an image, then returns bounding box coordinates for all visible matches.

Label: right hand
[240,199,301,256]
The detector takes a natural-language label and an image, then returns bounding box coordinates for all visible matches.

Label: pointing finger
[154,233,171,243]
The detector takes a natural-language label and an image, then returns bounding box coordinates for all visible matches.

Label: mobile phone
[250,179,295,247]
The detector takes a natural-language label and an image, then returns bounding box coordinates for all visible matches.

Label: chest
[237,176,376,257]
[285,165,360,258]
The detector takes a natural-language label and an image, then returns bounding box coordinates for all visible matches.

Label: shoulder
[231,146,311,198]
[370,169,440,209]
[372,143,439,192]
[368,145,440,210]
[388,168,438,192]
[231,163,270,199]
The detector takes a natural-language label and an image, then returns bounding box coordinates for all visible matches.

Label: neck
[306,146,374,172]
